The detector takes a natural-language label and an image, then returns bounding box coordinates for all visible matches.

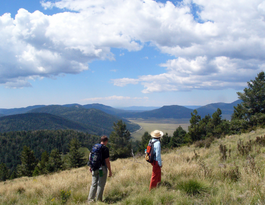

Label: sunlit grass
[1,128,265,204]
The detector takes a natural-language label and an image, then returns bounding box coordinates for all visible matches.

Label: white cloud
[1,0,265,90]
[114,56,264,93]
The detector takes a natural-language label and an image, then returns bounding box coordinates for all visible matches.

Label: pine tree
[139,132,151,152]
[233,71,265,127]
[170,126,186,147]
[69,138,86,168]
[48,149,63,172]
[0,163,9,181]
[109,120,132,160]
[17,146,37,177]
[161,133,171,149]
[188,110,202,142]
[39,151,49,174]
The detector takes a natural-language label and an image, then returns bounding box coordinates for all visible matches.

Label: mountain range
[0,100,242,134]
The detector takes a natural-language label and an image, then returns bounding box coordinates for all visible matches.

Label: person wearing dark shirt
[88,136,112,203]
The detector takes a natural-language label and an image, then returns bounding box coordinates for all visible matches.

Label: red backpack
[145,140,158,163]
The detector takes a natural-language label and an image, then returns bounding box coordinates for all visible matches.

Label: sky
[1,0,265,109]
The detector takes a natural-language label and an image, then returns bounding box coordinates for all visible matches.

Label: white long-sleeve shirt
[151,139,162,167]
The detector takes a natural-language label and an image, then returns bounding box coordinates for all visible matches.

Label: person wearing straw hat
[149,130,163,190]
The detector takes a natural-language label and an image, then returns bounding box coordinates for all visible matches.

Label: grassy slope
[1,129,265,204]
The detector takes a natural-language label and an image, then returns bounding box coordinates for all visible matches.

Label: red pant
[149,160,161,190]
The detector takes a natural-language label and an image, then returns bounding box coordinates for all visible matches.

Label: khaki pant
[88,166,108,202]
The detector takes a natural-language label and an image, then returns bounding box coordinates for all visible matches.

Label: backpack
[145,140,157,163]
[88,144,103,171]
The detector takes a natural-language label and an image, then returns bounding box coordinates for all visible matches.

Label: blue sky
[1,0,265,108]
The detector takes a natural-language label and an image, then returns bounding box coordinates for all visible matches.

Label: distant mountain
[197,100,242,119]
[29,105,140,135]
[123,105,193,119]
[116,106,160,111]
[82,103,134,115]
[184,106,201,110]
[0,113,89,133]
[0,105,45,116]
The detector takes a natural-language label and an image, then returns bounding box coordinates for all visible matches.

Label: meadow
[130,118,190,140]
[1,128,265,204]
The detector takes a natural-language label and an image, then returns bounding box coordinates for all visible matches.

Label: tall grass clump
[177,179,208,195]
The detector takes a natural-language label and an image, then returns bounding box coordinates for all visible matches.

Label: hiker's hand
[160,165,163,169]
[89,167,92,173]
[109,171,112,177]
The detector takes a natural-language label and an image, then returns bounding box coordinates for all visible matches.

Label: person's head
[150,130,163,140]
[101,135,109,145]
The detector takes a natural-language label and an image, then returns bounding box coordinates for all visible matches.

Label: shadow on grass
[158,180,173,189]
[104,192,128,204]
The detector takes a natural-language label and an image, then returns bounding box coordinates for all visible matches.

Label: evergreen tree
[39,151,49,174]
[187,110,202,142]
[233,71,265,127]
[139,132,151,152]
[170,126,187,147]
[109,120,132,160]
[161,133,171,149]
[17,146,37,177]
[68,138,86,168]
[0,163,9,181]
[48,149,63,172]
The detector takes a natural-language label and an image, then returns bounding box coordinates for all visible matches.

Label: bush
[177,179,207,195]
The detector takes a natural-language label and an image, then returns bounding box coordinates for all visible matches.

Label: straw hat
[150,130,163,138]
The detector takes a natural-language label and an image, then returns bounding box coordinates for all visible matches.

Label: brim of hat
[150,130,164,138]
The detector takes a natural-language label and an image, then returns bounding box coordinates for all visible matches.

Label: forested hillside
[0,105,45,116]
[0,130,100,172]
[197,100,242,119]
[28,105,140,135]
[0,113,89,133]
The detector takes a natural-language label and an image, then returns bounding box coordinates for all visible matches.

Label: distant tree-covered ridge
[0,113,89,133]
[0,129,100,172]
[28,105,140,135]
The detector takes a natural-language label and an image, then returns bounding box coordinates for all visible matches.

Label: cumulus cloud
[113,56,264,93]
[1,0,265,90]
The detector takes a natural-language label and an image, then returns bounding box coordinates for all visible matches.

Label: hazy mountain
[82,103,131,115]
[184,106,201,109]
[0,105,45,116]
[0,114,5,118]
[0,113,90,133]
[29,105,140,135]
[124,105,193,119]
[116,106,160,111]
[196,100,242,118]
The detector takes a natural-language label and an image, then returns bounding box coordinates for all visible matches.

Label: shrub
[223,166,241,182]
[219,144,227,160]
[177,179,207,195]
[237,139,252,156]
[60,190,71,204]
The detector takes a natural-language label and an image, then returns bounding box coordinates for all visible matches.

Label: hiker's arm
[156,142,162,167]
[105,158,112,177]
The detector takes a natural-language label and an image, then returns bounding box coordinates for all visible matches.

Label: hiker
[88,135,112,203]
[149,130,163,190]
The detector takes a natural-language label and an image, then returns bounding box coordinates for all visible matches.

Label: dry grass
[2,128,265,204]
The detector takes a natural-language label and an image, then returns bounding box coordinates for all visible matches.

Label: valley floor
[1,129,265,204]
[129,118,190,140]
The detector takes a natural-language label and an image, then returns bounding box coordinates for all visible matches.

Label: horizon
[1,0,262,108]
[0,99,240,110]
